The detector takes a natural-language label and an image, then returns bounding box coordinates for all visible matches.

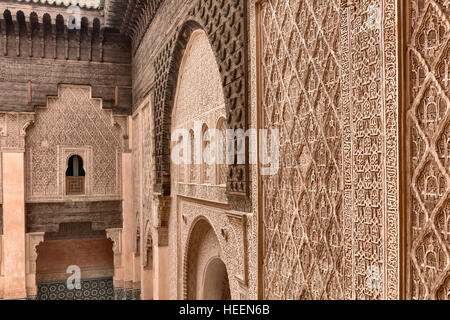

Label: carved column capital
[152,193,171,228]
[225,211,248,286]
[113,115,130,153]
[106,228,123,268]
[106,228,122,255]
[0,112,35,152]
[25,232,44,274]
[152,194,170,247]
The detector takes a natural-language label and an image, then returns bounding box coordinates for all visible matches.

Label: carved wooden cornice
[0,0,104,26]
[104,0,163,52]
[15,0,103,10]
[0,7,106,60]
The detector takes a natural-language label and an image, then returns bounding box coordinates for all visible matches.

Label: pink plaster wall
[36,238,113,273]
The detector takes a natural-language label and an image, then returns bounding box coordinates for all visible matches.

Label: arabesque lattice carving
[260,0,343,300]
[340,0,400,300]
[25,85,123,201]
[407,0,450,300]
[142,101,154,230]
[261,0,400,300]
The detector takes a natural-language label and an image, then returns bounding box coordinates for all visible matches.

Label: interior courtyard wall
[254,0,401,300]
[25,85,123,202]
[36,238,114,283]
[2,0,448,301]
[132,0,257,300]
[170,30,229,299]
[131,96,154,299]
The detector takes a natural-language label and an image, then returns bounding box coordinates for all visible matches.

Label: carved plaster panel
[106,228,123,268]
[0,112,35,152]
[180,199,248,300]
[153,0,249,197]
[25,232,45,275]
[259,0,400,300]
[407,0,450,300]
[260,0,344,300]
[25,85,123,202]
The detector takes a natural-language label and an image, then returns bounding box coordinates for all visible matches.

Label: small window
[66,155,85,195]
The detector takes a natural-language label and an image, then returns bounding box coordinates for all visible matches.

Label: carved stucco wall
[259,0,344,300]
[25,85,123,201]
[407,0,450,300]
[152,0,249,198]
[171,31,226,130]
[258,0,401,300]
[132,112,141,255]
[341,0,400,300]
[169,30,251,300]
[132,96,155,269]
[0,112,35,153]
[141,99,154,269]
[184,218,227,300]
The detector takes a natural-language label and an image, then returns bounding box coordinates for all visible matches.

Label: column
[2,152,27,299]
[132,253,141,300]
[25,232,44,299]
[141,266,153,300]
[152,194,170,300]
[0,235,3,299]
[141,228,153,300]
[106,228,123,299]
[121,117,134,300]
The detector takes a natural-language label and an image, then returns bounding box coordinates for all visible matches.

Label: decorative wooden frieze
[117,0,164,55]
[26,201,123,234]
[0,7,132,115]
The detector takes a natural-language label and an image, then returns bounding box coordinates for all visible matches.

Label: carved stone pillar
[152,193,170,300]
[132,253,141,300]
[0,235,3,299]
[121,121,134,300]
[340,0,400,300]
[225,211,249,298]
[141,222,154,300]
[1,112,35,300]
[106,228,123,300]
[113,115,130,153]
[25,232,44,299]
[2,153,27,300]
